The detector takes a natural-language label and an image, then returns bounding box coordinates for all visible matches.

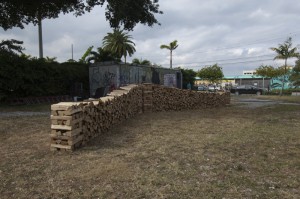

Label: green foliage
[269,37,299,95]
[0,0,162,31]
[102,29,136,63]
[0,39,24,55]
[265,88,300,95]
[0,1,88,30]
[270,37,300,67]
[180,68,197,89]
[88,0,163,31]
[160,40,178,68]
[197,64,224,84]
[79,46,94,63]
[0,54,88,101]
[160,40,178,51]
[255,65,285,78]
[289,59,300,87]
[131,58,151,65]
[86,47,120,63]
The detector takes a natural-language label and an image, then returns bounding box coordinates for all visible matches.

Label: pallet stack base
[50,102,84,151]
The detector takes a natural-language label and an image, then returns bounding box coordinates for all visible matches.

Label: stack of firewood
[50,84,230,151]
[50,102,84,151]
[81,85,143,146]
[151,86,230,112]
[142,83,154,113]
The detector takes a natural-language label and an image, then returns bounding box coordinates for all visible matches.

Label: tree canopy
[131,58,151,65]
[86,47,120,63]
[255,65,285,78]
[269,37,299,94]
[160,40,178,69]
[290,59,300,87]
[180,68,197,89]
[197,64,224,84]
[102,29,136,63]
[0,0,163,31]
[0,39,24,56]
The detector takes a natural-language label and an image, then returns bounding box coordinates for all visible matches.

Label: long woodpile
[151,84,230,111]
[50,84,230,151]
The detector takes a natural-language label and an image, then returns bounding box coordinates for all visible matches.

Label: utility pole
[71,44,74,60]
[38,13,43,59]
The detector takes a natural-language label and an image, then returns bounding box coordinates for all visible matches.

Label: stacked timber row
[142,83,154,112]
[50,103,84,151]
[50,85,143,151]
[151,84,230,112]
[50,84,230,151]
[81,85,143,146]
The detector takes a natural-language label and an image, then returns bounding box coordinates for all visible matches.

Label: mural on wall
[271,75,292,89]
[164,74,176,87]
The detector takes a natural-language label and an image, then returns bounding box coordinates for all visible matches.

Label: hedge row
[0,54,89,102]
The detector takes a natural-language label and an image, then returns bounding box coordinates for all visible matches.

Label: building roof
[195,75,270,80]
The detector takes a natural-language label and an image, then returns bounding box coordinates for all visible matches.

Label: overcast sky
[1,0,300,76]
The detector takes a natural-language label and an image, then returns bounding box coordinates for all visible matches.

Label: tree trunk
[280,59,287,96]
[38,11,43,59]
[170,50,172,69]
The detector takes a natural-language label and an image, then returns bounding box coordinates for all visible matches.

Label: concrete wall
[89,62,182,97]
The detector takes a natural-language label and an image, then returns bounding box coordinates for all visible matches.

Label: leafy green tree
[1,1,162,58]
[290,59,300,87]
[88,0,163,30]
[20,53,32,60]
[86,47,120,63]
[0,1,162,30]
[132,58,151,65]
[270,37,299,94]
[180,68,197,89]
[197,64,224,84]
[160,40,178,69]
[44,56,57,63]
[0,39,24,56]
[79,46,94,63]
[255,65,286,94]
[102,29,136,64]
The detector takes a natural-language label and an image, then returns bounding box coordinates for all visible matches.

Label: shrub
[0,54,89,101]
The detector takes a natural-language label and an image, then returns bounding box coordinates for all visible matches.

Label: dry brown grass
[0,101,300,198]
[256,95,300,103]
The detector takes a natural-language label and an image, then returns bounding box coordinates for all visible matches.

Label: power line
[161,54,275,66]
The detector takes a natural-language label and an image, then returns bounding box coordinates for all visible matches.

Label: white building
[243,70,257,75]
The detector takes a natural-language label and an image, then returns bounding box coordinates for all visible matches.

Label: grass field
[256,95,300,103]
[0,98,300,198]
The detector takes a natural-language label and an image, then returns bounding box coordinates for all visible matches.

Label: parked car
[197,85,208,91]
[230,85,264,95]
[208,85,221,92]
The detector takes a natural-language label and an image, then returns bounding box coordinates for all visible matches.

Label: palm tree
[160,40,178,69]
[270,37,300,95]
[132,58,151,65]
[102,29,136,64]
[86,47,120,63]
